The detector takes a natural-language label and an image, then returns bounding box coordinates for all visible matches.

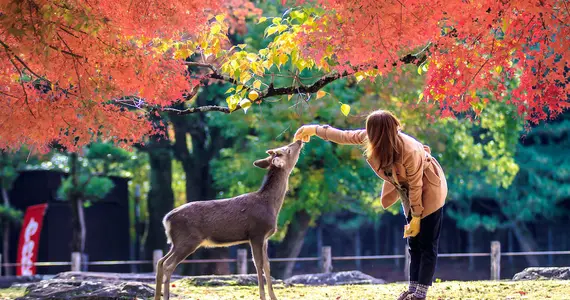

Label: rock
[16,278,156,300]
[178,274,282,286]
[513,267,570,281]
[0,275,47,289]
[52,271,183,283]
[284,271,385,286]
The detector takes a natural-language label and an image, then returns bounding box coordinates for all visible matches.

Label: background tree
[56,143,134,254]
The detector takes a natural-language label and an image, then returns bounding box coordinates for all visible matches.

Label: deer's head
[253,140,303,172]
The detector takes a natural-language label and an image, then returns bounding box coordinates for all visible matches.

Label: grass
[2,280,569,299]
[172,280,570,300]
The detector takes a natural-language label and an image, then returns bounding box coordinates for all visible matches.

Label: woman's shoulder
[398,132,424,153]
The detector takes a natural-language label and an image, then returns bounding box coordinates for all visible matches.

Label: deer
[154,140,304,300]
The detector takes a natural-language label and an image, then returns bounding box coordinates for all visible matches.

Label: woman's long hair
[364,110,402,171]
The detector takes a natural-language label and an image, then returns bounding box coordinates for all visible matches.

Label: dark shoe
[397,291,411,300]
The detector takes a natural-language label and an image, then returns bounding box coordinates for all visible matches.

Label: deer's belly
[201,239,248,248]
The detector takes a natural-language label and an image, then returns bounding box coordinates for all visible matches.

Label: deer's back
[165,193,278,246]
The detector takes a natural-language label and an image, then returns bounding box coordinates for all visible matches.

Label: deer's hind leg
[154,247,175,300]
[250,237,267,300]
[162,239,201,300]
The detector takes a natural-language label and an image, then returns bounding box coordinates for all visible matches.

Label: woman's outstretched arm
[294,125,367,145]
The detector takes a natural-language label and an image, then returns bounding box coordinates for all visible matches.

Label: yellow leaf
[246,53,259,62]
[237,44,247,49]
[258,17,267,24]
[225,87,235,94]
[287,94,293,101]
[248,90,259,101]
[340,103,351,116]
[494,65,503,74]
[418,92,424,103]
[417,65,423,75]
[215,15,225,23]
[236,85,244,92]
[266,26,279,37]
[10,74,19,82]
[316,90,326,99]
[211,23,221,35]
[277,24,288,33]
[253,80,262,90]
[279,53,288,65]
[355,73,364,83]
[239,99,252,113]
[272,17,282,25]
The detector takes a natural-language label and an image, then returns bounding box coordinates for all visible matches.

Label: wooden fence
[3,241,570,280]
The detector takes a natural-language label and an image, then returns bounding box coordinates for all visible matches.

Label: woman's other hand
[293,125,317,142]
[404,216,421,238]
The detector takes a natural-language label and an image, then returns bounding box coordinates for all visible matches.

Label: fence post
[153,249,163,273]
[404,246,411,281]
[236,249,248,275]
[71,252,82,272]
[321,246,332,273]
[490,241,501,280]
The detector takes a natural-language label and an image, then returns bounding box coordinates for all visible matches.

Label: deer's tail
[162,213,173,245]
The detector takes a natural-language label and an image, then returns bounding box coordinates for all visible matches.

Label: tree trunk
[354,229,361,271]
[511,223,540,267]
[69,153,86,254]
[143,137,175,269]
[274,210,311,279]
[169,94,232,276]
[1,188,10,275]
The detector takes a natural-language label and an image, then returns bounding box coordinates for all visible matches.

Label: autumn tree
[1,0,568,153]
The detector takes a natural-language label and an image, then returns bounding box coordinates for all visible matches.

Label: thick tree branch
[167,46,430,115]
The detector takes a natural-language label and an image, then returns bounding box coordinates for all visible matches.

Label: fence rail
[2,241,570,279]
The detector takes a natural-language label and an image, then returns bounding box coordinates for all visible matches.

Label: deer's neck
[258,168,289,212]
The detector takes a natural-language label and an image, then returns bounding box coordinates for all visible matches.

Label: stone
[52,271,183,283]
[284,270,385,286]
[178,274,282,286]
[512,267,570,281]
[0,275,47,289]
[16,278,156,300]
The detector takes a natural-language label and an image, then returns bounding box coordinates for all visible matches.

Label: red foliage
[295,0,569,124]
[0,0,258,152]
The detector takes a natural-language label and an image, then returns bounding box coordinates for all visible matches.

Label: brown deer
[154,140,304,300]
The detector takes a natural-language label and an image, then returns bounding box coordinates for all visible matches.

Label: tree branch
[168,45,430,115]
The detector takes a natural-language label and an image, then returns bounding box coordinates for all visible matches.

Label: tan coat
[315,125,447,218]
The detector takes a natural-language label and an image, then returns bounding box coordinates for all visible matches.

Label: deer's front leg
[262,240,277,300]
[250,239,267,300]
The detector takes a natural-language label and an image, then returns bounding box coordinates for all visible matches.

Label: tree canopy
[1,0,567,152]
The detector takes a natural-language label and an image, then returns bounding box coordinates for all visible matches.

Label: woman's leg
[413,207,444,299]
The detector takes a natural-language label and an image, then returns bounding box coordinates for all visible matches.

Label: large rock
[284,271,385,286]
[52,271,183,283]
[0,275,47,289]
[513,267,570,281]
[16,279,156,300]
[178,274,281,287]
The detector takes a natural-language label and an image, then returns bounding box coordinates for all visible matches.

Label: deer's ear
[272,157,286,168]
[253,157,272,169]
[266,149,275,155]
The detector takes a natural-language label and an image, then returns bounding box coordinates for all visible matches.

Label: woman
[294,110,447,300]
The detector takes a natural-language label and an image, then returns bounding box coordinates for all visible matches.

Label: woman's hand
[293,125,318,142]
[403,216,421,238]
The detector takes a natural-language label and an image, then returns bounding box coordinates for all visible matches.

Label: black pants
[407,207,443,286]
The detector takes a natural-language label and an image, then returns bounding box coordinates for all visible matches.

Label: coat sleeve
[315,125,367,145]
[404,148,425,217]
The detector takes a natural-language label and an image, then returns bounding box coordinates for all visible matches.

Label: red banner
[16,203,48,276]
